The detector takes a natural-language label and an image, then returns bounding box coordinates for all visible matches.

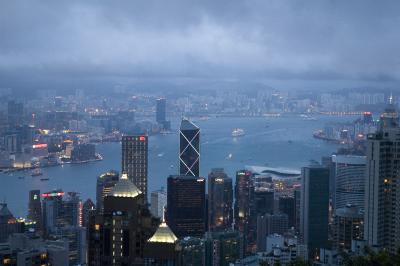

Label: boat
[18,176,25,179]
[232,128,245,137]
[40,178,49,181]
[157,153,164,157]
[31,168,43,177]
[226,153,233,160]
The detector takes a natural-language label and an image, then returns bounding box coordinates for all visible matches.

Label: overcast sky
[0,0,399,90]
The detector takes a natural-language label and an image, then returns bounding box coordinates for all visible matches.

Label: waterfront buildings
[364,99,400,254]
[95,170,119,214]
[332,154,366,210]
[156,98,166,124]
[150,187,167,219]
[300,166,329,259]
[87,173,158,265]
[167,175,206,238]
[122,135,148,200]
[179,119,200,177]
[208,168,233,232]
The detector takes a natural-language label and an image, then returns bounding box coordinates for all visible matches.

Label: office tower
[254,188,274,215]
[234,170,255,253]
[144,221,180,265]
[179,119,200,177]
[122,135,148,199]
[204,230,243,266]
[300,166,329,259]
[208,168,233,231]
[150,187,167,218]
[28,190,42,232]
[256,213,289,252]
[167,175,206,238]
[156,98,166,124]
[7,100,24,128]
[332,155,366,210]
[96,170,119,214]
[88,173,158,265]
[333,205,363,252]
[279,196,296,229]
[364,99,400,254]
[41,190,81,233]
[82,199,95,228]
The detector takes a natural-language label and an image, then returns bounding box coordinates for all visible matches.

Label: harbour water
[0,115,354,217]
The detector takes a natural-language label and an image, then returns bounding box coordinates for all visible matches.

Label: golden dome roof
[109,173,142,198]
[148,222,178,243]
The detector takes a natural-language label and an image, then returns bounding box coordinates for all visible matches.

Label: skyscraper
[333,204,363,252]
[96,170,119,214]
[179,119,200,177]
[256,213,289,252]
[150,187,167,219]
[28,189,42,232]
[122,135,148,200]
[87,173,158,265]
[208,168,233,232]
[234,170,255,253]
[332,155,366,210]
[167,175,206,238]
[300,166,329,259]
[364,99,400,254]
[156,98,166,124]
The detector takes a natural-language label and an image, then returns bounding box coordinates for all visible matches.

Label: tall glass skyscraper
[300,166,329,259]
[167,175,206,238]
[179,119,200,177]
[156,98,166,124]
[122,135,148,200]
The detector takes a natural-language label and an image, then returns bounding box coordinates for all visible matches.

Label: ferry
[40,178,49,181]
[232,128,245,137]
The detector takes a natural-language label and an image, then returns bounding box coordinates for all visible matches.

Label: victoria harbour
[1,115,351,217]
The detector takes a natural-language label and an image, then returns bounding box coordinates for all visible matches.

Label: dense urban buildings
[122,135,149,200]
[167,175,206,238]
[208,168,233,232]
[300,166,329,259]
[88,173,158,265]
[150,187,167,219]
[95,170,119,214]
[179,119,200,177]
[27,189,42,232]
[364,100,400,254]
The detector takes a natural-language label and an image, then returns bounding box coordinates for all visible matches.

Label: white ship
[232,128,245,137]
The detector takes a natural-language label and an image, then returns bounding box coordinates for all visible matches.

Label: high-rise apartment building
[167,175,206,238]
[179,119,200,177]
[208,168,233,231]
[122,135,148,199]
[300,166,329,259]
[364,100,400,254]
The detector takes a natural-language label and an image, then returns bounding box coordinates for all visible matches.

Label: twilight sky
[0,0,399,90]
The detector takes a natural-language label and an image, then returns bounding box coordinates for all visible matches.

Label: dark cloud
[0,0,399,89]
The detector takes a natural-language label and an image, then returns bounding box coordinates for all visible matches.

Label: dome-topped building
[109,173,142,198]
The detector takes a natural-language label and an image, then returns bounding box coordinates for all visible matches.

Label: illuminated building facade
[87,174,158,265]
[208,168,233,231]
[122,135,148,200]
[167,175,206,238]
[96,170,119,214]
[179,119,200,177]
